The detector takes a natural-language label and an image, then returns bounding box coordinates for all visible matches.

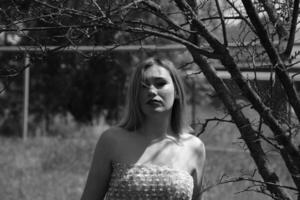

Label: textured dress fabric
[104,162,194,200]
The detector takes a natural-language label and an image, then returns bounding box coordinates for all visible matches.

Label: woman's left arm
[191,138,206,200]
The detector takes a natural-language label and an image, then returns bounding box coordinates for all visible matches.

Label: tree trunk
[189,48,293,200]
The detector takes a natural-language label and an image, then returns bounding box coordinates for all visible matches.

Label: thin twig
[215,0,228,46]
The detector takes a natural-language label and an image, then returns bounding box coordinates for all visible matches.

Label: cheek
[161,87,175,102]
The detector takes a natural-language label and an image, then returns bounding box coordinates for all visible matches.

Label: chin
[142,107,172,116]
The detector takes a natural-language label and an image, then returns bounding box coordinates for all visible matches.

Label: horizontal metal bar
[1,42,300,52]
[192,71,300,81]
[0,44,186,52]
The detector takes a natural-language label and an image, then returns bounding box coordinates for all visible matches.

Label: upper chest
[112,133,196,173]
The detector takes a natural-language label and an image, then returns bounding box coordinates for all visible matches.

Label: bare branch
[141,0,193,35]
[225,0,256,33]
[215,0,228,46]
[188,47,293,200]
[91,0,108,19]
[240,0,300,190]
[202,175,298,194]
[284,0,300,57]
[176,2,300,164]
[110,0,145,14]
[241,0,300,127]
[173,4,300,182]
[196,116,234,136]
[191,21,300,176]
[257,0,288,40]
[101,22,220,59]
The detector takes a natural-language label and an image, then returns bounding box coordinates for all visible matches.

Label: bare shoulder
[95,126,129,155]
[180,132,206,165]
[99,126,127,143]
[180,132,205,152]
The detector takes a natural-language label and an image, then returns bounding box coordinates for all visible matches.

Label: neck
[139,113,173,140]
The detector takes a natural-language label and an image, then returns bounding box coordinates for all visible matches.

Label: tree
[0,0,130,133]
[1,0,300,199]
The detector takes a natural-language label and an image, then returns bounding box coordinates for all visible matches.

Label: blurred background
[0,1,299,200]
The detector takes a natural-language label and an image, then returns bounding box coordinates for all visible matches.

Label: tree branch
[202,175,298,195]
[175,0,300,193]
[235,0,300,190]
[190,19,300,175]
[215,0,228,46]
[101,22,220,59]
[240,0,300,125]
[257,0,288,40]
[141,0,194,35]
[196,116,234,136]
[33,0,97,19]
[225,0,256,33]
[284,0,300,57]
[91,0,108,18]
[188,48,293,200]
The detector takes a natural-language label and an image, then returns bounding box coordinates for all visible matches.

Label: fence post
[23,54,30,141]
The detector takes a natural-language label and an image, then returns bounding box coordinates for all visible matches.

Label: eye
[155,80,167,88]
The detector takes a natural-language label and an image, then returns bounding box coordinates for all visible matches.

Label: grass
[0,136,94,200]
[0,105,297,200]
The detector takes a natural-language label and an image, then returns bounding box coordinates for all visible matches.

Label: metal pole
[23,54,30,141]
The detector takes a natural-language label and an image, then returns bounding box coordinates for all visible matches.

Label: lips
[146,99,162,106]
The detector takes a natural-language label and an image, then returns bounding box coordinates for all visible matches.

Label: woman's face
[139,65,176,117]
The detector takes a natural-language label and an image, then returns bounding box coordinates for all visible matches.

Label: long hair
[118,57,187,135]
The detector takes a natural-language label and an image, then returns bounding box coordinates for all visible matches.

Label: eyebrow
[142,77,169,83]
[144,76,168,80]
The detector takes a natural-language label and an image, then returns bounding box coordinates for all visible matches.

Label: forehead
[142,65,172,80]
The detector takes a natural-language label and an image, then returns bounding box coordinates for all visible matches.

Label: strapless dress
[104,162,194,200]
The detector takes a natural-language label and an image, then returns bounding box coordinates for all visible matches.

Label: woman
[81,57,206,200]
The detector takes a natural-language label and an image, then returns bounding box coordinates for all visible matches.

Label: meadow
[0,105,296,200]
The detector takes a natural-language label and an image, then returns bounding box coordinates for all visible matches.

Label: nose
[147,85,157,95]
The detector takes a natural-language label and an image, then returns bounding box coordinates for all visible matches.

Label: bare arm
[80,129,114,200]
[192,139,206,200]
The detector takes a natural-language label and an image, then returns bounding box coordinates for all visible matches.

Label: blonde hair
[119,57,187,135]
